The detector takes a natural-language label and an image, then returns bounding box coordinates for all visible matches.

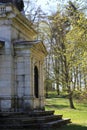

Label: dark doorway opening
[34,66,39,98]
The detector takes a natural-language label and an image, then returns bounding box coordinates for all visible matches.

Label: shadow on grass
[46,104,68,109]
[58,124,87,130]
[23,124,87,130]
[77,104,87,111]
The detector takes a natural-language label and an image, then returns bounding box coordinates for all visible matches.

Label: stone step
[28,110,55,117]
[0,111,71,129]
[42,118,71,129]
[0,118,71,129]
[0,110,55,117]
[0,114,63,125]
[36,114,63,124]
[0,124,23,129]
[21,114,63,124]
[0,123,40,129]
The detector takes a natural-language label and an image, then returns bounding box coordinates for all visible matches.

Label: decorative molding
[0,4,37,39]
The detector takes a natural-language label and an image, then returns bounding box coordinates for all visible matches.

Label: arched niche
[34,66,39,98]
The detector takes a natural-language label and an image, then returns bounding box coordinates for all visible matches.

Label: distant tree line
[24,0,87,109]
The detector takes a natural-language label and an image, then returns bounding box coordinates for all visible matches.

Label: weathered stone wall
[0,4,46,111]
[14,45,32,110]
[14,42,46,110]
[30,44,45,110]
[0,25,14,111]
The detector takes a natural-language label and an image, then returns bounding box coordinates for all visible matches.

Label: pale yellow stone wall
[30,43,46,110]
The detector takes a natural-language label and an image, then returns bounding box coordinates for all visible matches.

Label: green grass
[45,98,87,130]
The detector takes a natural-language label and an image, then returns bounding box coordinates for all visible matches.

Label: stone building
[0,2,47,111]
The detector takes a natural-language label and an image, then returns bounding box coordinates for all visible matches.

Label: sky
[36,0,87,13]
[36,0,59,11]
[36,0,67,13]
[24,0,87,15]
[24,0,68,14]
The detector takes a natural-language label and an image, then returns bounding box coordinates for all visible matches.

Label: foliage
[43,1,87,109]
[72,90,82,99]
[25,0,87,108]
[76,91,87,103]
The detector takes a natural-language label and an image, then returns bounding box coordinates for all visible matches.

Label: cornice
[0,3,37,39]
[13,40,48,57]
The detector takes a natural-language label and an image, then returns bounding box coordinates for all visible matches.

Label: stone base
[0,110,71,129]
[0,96,45,112]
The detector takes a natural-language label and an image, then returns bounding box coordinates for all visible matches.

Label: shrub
[73,90,81,99]
[73,90,87,103]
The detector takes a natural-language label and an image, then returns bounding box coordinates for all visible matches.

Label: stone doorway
[34,66,39,98]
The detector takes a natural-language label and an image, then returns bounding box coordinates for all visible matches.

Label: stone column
[39,60,45,110]
[24,55,33,110]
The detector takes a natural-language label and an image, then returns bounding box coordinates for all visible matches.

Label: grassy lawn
[45,97,87,130]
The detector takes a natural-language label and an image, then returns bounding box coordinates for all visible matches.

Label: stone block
[16,62,24,69]
[1,100,11,111]
[24,87,30,95]
[25,81,30,87]
[0,86,11,95]
[0,26,11,41]
[15,56,24,62]
[0,80,11,87]
[0,73,12,80]
[17,87,24,97]
[0,67,12,74]
[25,75,30,81]
[16,68,25,75]
[17,81,24,88]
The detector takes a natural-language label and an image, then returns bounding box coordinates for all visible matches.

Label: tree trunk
[45,84,49,98]
[68,91,75,109]
[57,83,60,95]
[63,55,75,109]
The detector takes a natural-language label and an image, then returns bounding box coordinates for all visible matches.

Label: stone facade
[0,3,47,111]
